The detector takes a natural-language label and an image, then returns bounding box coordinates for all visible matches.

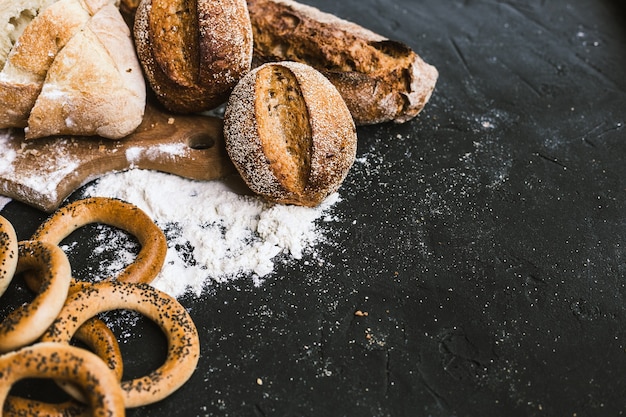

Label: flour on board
[78,169,340,298]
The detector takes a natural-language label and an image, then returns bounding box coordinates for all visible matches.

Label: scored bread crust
[247,0,438,125]
[224,61,357,207]
[134,0,253,113]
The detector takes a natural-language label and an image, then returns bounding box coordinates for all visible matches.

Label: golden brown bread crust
[0,0,59,65]
[0,83,40,128]
[134,0,253,113]
[247,0,438,125]
[2,0,89,79]
[224,61,357,207]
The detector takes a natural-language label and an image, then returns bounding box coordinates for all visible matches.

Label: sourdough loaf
[134,0,253,113]
[247,0,438,125]
[224,61,357,207]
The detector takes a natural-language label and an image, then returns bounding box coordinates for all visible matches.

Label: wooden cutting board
[0,105,235,212]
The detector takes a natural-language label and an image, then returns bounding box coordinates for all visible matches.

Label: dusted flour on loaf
[224,61,357,207]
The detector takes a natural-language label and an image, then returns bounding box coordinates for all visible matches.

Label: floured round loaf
[134,0,253,113]
[224,61,357,207]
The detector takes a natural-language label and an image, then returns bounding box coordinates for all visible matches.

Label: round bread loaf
[224,61,357,207]
[133,0,253,113]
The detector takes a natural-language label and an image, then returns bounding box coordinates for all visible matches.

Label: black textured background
[2,0,626,416]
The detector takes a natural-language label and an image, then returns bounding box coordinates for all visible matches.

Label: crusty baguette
[247,0,438,125]
[224,61,357,207]
[134,0,253,113]
[0,0,145,139]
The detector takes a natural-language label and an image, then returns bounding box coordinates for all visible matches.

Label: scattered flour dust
[78,169,340,298]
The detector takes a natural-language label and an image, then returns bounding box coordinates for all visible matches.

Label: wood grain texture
[0,105,234,212]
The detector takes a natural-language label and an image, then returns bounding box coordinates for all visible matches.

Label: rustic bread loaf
[0,0,58,66]
[133,0,253,113]
[0,0,90,129]
[0,0,145,139]
[224,61,357,207]
[26,2,146,139]
[247,0,438,125]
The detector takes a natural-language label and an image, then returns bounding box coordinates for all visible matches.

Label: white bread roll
[0,0,145,139]
[0,0,58,65]
[26,2,145,139]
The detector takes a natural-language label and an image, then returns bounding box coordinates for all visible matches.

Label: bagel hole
[97,309,168,380]
[187,132,215,150]
[1,268,42,329]
[8,378,73,405]
[58,223,140,284]
[0,273,33,316]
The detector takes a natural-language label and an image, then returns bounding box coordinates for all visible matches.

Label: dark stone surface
[2,0,625,416]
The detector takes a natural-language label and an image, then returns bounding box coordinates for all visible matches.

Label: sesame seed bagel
[0,342,124,417]
[40,281,200,408]
[0,215,18,297]
[0,240,72,353]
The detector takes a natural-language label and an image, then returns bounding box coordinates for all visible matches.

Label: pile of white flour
[78,169,340,298]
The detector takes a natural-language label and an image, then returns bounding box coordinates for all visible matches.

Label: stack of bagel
[0,197,200,416]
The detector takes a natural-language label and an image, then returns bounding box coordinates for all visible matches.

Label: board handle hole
[187,133,215,150]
